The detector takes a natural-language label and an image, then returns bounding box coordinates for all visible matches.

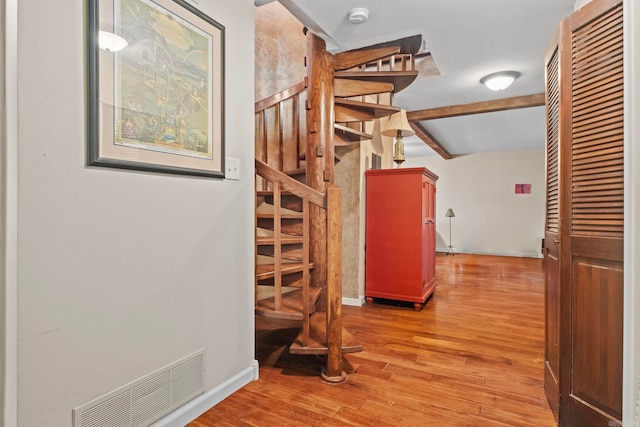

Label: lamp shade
[381,110,415,137]
[445,208,455,218]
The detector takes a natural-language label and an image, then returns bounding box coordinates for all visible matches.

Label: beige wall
[335,145,360,301]
[11,0,255,425]
[337,118,394,304]
[255,2,306,101]
[404,150,546,257]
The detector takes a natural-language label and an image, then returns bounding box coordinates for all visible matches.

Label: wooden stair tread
[257,190,297,197]
[333,46,401,71]
[256,262,315,280]
[256,202,301,216]
[283,168,306,177]
[255,286,322,321]
[256,212,303,219]
[335,124,373,142]
[335,98,401,111]
[334,99,400,123]
[256,219,303,237]
[289,313,363,355]
[334,78,395,98]
[256,244,303,261]
[335,71,419,93]
[257,191,304,212]
[298,151,342,161]
[256,236,304,245]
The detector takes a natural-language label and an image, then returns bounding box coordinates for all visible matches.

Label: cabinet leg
[365,297,373,305]
[413,303,423,312]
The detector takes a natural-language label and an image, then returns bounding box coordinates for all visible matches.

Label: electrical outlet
[226,157,240,181]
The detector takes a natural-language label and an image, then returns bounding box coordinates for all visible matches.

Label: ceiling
[262,0,577,158]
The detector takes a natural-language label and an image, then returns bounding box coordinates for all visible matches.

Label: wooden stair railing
[255,160,360,381]
[255,80,308,178]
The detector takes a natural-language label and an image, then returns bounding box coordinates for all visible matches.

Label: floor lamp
[445,208,455,255]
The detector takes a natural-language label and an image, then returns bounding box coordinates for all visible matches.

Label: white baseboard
[251,359,260,380]
[153,360,259,427]
[342,296,364,307]
[436,248,543,259]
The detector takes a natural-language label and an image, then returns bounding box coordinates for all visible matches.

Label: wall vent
[73,350,205,427]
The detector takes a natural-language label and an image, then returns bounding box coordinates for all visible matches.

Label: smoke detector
[348,7,369,24]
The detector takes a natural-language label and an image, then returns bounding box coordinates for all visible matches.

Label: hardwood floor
[190,254,556,426]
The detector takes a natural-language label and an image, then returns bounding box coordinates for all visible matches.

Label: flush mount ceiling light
[480,71,520,91]
[98,31,128,52]
[348,7,369,24]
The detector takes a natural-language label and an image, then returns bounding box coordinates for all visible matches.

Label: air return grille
[73,350,204,427]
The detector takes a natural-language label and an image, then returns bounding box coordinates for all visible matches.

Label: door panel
[560,0,624,425]
[570,256,623,419]
[543,26,561,421]
[544,242,560,417]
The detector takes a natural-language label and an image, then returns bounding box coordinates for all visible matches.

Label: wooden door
[427,181,436,286]
[560,0,624,425]
[543,26,562,421]
[421,177,436,291]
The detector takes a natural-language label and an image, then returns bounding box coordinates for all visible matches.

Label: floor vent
[73,350,205,427]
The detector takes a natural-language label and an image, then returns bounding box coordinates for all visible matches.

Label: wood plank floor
[190,254,556,426]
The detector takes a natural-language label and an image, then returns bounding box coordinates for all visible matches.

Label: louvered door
[543,27,562,422]
[559,0,624,425]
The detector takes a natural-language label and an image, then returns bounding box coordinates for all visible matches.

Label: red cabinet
[365,167,438,311]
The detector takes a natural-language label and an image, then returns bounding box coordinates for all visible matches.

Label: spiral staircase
[254,32,422,381]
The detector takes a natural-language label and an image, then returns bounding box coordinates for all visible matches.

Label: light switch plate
[226,157,240,181]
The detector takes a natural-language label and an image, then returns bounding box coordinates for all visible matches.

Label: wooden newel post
[322,185,345,382]
[306,30,334,298]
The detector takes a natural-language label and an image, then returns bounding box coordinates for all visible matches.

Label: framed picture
[87,0,225,178]
[515,183,532,194]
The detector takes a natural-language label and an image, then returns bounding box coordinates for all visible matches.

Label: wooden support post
[306,31,334,297]
[273,182,282,312]
[302,198,310,347]
[322,185,345,382]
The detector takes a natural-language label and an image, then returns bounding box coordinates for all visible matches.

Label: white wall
[624,0,640,424]
[404,150,546,258]
[1,0,18,424]
[574,0,592,10]
[11,0,255,426]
